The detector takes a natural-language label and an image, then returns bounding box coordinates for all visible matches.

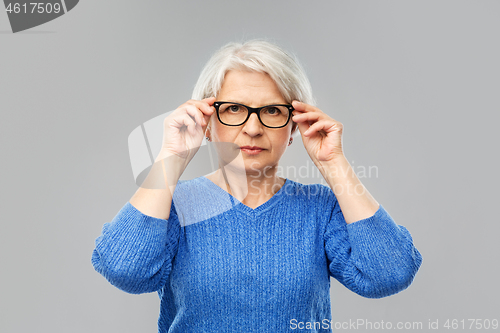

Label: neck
[209,165,285,208]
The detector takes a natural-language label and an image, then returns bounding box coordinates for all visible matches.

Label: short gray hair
[191,39,316,107]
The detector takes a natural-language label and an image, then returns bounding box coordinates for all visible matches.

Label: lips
[239,146,264,150]
[239,146,265,155]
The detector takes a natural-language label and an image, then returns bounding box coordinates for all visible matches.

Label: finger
[180,100,212,118]
[292,100,320,113]
[186,100,215,126]
[292,112,322,123]
[304,120,337,136]
[173,113,198,135]
[295,117,310,136]
[186,116,199,137]
[184,104,206,127]
[184,112,202,136]
[202,96,216,105]
[293,111,339,127]
[201,99,216,113]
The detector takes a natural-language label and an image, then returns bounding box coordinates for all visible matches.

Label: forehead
[218,70,286,106]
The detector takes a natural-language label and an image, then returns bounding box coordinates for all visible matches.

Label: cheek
[272,130,291,147]
[212,123,237,141]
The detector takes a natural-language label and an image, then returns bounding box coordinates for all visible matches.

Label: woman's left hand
[291,100,345,165]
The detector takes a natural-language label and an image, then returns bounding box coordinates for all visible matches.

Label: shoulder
[280,179,339,233]
[174,177,207,203]
[171,177,207,216]
[281,179,339,219]
[173,177,235,227]
[282,179,336,204]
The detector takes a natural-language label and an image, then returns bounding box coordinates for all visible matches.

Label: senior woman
[92,39,422,333]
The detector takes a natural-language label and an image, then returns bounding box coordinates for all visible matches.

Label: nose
[242,113,264,137]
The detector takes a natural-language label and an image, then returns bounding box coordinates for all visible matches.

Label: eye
[264,107,282,115]
[228,105,242,113]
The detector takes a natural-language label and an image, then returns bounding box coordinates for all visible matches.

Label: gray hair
[191,39,316,107]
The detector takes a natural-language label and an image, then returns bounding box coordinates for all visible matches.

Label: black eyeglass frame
[213,101,294,128]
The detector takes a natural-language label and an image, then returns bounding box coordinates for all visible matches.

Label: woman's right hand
[158,97,215,166]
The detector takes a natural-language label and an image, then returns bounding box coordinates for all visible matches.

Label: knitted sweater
[92,176,422,333]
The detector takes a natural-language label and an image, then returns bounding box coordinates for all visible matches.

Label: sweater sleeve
[91,200,181,294]
[323,193,422,299]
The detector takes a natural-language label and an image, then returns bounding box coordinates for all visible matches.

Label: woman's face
[207,69,296,175]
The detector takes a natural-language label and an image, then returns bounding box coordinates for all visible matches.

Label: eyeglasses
[214,101,294,128]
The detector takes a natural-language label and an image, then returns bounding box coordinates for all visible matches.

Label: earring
[288,137,293,145]
[206,136,211,142]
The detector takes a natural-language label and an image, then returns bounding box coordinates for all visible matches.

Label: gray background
[1,1,499,332]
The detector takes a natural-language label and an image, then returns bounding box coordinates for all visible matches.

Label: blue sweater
[92,176,422,332]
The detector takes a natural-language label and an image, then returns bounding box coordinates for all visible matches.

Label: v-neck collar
[200,176,291,217]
